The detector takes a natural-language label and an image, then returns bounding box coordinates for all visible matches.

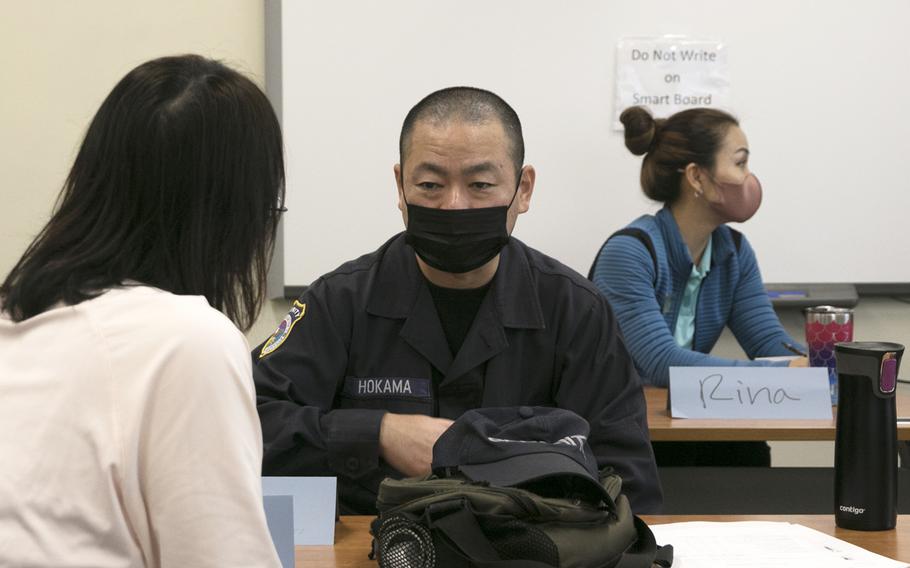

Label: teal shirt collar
[673,237,712,349]
[694,237,712,277]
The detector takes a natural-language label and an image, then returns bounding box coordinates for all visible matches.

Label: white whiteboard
[269,0,910,292]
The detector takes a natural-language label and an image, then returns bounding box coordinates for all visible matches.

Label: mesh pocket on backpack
[479,517,560,566]
[376,515,436,568]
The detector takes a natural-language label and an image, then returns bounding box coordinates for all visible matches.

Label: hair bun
[619,106,659,156]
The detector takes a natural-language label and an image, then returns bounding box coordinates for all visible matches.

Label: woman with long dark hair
[0,55,284,566]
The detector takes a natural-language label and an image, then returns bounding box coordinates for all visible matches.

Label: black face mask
[404,179,520,274]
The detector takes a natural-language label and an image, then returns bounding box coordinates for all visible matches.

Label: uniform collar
[366,233,545,330]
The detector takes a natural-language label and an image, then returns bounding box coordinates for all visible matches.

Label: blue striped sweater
[591,207,803,387]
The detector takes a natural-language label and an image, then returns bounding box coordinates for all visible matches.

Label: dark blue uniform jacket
[253,233,662,514]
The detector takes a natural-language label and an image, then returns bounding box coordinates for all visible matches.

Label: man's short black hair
[399,87,525,179]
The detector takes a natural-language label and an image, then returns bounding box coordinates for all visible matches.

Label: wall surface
[272,0,910,288]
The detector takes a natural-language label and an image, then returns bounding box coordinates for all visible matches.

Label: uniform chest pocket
[338,376,434,414]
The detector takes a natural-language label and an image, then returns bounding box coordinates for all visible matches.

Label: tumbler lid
[834,341,904,356]
[835,342,904,396]
[805,305,853,314]
[805,305,853,325]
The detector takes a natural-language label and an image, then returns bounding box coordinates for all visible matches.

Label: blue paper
[766,290,808,299]
[262,476,336,545]
[669,367,833,419]
[263,495,295,568]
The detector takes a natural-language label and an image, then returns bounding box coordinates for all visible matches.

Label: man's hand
[788,357,810,368]
[379,413,454,478]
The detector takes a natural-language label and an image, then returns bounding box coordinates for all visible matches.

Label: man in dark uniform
[253,87,662,514]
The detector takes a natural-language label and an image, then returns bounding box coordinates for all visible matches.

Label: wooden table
[297,515,910,566]
[645,386,910,441]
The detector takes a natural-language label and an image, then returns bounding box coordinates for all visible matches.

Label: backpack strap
[614,515,674,568]
[654,544,675,567]
[728,226,743,253]
[429,499,674,568]
[588,228,659,284]
[425,499,553,568]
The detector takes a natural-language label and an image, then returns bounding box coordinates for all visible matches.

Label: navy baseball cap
[431,406,611,505]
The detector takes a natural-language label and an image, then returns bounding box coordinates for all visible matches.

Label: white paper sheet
[650,521,907,568]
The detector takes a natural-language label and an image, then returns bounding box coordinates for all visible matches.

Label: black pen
[781,342,808,358]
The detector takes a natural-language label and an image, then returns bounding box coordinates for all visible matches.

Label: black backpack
[370,406,672,568]
[370,470,672,568]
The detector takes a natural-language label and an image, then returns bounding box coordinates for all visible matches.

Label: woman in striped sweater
[590,106,807,466]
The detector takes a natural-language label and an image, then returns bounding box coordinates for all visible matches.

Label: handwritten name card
[669,367,833,419]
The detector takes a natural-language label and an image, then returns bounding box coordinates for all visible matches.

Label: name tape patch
[342,377,431,399]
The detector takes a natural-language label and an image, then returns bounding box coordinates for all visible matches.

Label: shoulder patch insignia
[259,300,306,358]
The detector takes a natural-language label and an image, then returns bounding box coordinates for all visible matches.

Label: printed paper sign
[669,367,833,419]
[263,476,337,545]
[614,37,730,129]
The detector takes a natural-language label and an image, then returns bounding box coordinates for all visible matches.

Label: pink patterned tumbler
[805,306,854,404]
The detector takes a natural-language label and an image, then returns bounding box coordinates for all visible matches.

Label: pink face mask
[703,173,763,223]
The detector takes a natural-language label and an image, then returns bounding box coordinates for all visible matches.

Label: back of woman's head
[1,54,285,330]
[619,106,738,203]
